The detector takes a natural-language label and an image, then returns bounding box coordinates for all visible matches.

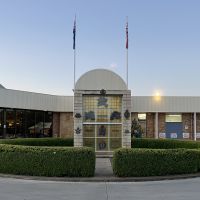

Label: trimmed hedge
[131,138,200,149]
[113,148,199,177]
[0,138,73,147]
[0,145,95,177]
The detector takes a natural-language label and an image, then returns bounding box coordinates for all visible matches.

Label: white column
[194,112,197,141]
[155,112,159,139]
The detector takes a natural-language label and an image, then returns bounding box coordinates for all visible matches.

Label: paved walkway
[95,158,113,177]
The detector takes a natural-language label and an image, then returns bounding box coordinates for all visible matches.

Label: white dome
[75,69,127,90]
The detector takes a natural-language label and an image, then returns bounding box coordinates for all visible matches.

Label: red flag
[126,22,128,49]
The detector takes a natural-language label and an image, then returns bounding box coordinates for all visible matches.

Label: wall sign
[171,133,177,139]
[196,133,200,139]
[159,132,166,139]
[183,132,190,139]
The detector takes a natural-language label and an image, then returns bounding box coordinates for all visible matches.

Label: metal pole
[126,16,128,88]
[126,48,128,88]
[74,48,76,92]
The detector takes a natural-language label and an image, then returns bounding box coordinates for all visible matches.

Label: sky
[0,0,200,96]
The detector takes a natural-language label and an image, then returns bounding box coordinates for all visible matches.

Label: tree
[131,118,143,138]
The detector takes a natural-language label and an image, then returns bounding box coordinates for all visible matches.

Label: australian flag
[73,18,76,50]
[126,21,128,49]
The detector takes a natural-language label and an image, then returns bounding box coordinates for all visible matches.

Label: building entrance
[82,95,122,152]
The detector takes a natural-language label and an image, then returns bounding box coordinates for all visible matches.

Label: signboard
[183,132,190,139]
[159,132,166,139]
[170,133,177,139]
[196,133,200,139]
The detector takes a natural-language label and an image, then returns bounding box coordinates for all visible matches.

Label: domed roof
[75,69,127,90]
[0,84,5,89]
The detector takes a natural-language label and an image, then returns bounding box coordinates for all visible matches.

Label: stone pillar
[74,92,83,147]
[122,90,131,148]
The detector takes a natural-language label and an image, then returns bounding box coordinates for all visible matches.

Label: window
[83,95,122,151]
[138,113,146,120]
[166,114,182,122]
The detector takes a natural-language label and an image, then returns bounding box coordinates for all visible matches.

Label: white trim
[155,112,158,139]
[194,112,197,141]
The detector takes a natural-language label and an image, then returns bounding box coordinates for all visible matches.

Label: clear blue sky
[0,0,200,96]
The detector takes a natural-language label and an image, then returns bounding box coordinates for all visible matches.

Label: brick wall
[158,113,165,134]
[59,112,74,138]
[182,113,193,140]
[146,113,155,138]
[53,112,74,138]
[53,112,60,137]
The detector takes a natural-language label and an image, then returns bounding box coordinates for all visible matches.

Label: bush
[0,138,73,147]
[0,145,95,177]
[131,138,200,149]
[113,148,199,177]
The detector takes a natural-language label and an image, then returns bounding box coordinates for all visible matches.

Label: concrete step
[96,152,113,158]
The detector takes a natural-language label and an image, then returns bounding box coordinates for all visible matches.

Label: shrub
[0,138,73,147]
[131,138,200,149]
[0,145,95,177]
[113,148,199,177]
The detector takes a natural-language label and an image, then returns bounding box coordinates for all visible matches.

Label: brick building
[0,69,200,152]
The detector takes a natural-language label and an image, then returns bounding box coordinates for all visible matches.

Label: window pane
[0,109,4,137]
[44,112,52,137]
[110,138,122,150]
[96,138,108,151]
[6,109,15,138]
[83,125,95,137]
[83,138,95,148]
[97,125,108,137]
[26,111,35,137]
[16,110,26,137]
[110,125,121,137]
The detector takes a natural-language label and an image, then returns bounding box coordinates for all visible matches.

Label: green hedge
[0,145,95,177]
[0,138,73,147]
[131,138,200,149]
[113,148,199,177]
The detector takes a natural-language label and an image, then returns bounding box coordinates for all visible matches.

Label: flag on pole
[73,17,76,50]
[126,21,128,49]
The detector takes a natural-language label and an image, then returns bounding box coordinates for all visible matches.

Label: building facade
[1,69,200,152]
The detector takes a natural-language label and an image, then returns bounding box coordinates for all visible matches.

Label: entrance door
[166,122,183,139]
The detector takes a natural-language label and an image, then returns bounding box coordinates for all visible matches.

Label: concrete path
[95,158,113,177]
[0,177,200,200]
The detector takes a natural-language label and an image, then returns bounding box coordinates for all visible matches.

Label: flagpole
[73,16,76,121]
[126,16,129,88]
[73,15,76,92]
[74,47,76,92]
